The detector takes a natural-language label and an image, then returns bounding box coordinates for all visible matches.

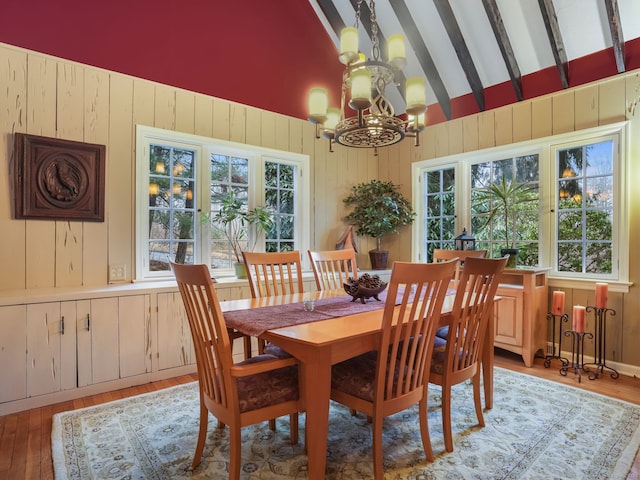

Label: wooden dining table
[221,288,495,480]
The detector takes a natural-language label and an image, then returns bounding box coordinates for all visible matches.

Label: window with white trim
[412,123,628,284]
[136,126,310,280]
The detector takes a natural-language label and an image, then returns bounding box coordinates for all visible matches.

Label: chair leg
[442,384,454,452]
[192,403,209,468]
[229,425,242,480]
[372,416,384,480]
[269,419,276,431]
[472,372,485,427]
[243,335,253,359]
[289,413,299,444]
[419,394,435,462]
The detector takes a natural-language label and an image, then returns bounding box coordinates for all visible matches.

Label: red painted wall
[1,1,638,124]
[0,0,344,120]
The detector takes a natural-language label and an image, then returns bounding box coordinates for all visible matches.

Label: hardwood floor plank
[0,413,17,476]
[9,410,29,479]
[26,408,43,480]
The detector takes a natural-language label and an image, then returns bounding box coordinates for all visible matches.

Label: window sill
[548,277,633,293]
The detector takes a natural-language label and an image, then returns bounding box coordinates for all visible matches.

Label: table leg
[482,308,495,409]
[299,347,332,480]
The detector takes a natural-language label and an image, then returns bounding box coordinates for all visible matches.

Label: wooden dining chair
[432,248,487,289]
[330,260,457,479]
[242,250,304,298]
[429,255,507,453]
[308,248,358,291]
[170,261,301,479]
[241,250,304,360]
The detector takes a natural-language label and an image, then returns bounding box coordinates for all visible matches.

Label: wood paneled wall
[1,42,640,368]
[0,42,377,291]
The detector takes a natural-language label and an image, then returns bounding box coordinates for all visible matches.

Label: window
[423,167,456,261]
[554,139,616,277]
[136,126,310,280]
[412,122,628,285]
[470,154,540,265]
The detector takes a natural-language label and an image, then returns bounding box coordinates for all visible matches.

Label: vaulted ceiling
[309,0,640,123]
[0,1,639,127]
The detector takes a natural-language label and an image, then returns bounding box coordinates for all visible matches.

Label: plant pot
[369,249,389,270]
[500,248,519,268]
[234,262,248,279]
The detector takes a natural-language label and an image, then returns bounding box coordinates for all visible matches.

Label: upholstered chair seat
[235,354,299,411]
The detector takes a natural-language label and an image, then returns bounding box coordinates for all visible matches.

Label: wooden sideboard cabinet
[493,267,548,367]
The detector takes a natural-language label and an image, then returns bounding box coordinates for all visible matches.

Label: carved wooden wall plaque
[14,133,106,221]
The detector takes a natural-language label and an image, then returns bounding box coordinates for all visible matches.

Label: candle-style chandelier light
[308,0,428,153]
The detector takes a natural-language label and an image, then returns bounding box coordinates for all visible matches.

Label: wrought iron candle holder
[560,330,594,383]
[543,312,569,368]
[582,306,619,380]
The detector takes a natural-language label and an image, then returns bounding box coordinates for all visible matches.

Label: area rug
[52,367,640,479]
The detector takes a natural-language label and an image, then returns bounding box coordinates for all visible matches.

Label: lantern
[454,228,476,251]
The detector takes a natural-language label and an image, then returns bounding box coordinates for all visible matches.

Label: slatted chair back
[429,255,507,453]
[330,260,457,479]
[242,250,304,298]
[432,248,487,289]
[308,248,358,291]
[171,261,301,478]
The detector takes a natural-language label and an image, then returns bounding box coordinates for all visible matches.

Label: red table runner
[224,292,392,337]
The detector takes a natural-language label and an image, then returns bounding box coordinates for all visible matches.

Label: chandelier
[308,0,427,153]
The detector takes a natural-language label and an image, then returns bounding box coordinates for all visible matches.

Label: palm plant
[212,190,274,263]
[473,177,537,263]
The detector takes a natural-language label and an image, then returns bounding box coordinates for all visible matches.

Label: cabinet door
[60,301,78,391]
[157,292,193,370]
[0,305,27,403]
[494,286,524,347]
[26,303,62,397]
[118,295,151,378]
[78,297,120,385]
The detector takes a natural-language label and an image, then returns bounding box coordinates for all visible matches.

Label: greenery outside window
[423,167,456,262]
[412,122,628,285]
[136,126,310,280]
[554,138,616,278]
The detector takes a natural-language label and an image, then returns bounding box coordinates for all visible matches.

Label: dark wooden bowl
[344,282,388,304]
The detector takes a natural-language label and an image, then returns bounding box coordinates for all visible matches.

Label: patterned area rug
[52,368,640,479]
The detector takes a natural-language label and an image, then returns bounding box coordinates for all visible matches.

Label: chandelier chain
[369,0,381,61]
[355,0,362,30]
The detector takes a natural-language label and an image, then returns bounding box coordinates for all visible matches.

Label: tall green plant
[473,177,537,249]
[212,191,274,263]
[343,180,416,251]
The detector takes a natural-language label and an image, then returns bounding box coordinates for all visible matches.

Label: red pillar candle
[595,283,608,309]
[572,305,586,332]
[551,291,565,315]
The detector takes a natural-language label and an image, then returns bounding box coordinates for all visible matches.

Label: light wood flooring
[1,348,638,480]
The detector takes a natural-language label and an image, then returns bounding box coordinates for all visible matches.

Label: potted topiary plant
[342,179,416,270]
[472,176,537,267]
[212,190,274,278]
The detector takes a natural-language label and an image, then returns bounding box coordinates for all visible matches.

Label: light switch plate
[109,264,126,282]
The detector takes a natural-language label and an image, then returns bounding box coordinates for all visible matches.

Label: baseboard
[544,341,640,378]
[0,365,197,416]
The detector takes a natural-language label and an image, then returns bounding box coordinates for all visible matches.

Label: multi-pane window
[470,155,540,265]
[136,126,309,280]
[265,160,297,252]
[555,140,614,275]
[209,154,250,269]
[147,145,197,269]
[413,123,627,283]
[423,167,456,262]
